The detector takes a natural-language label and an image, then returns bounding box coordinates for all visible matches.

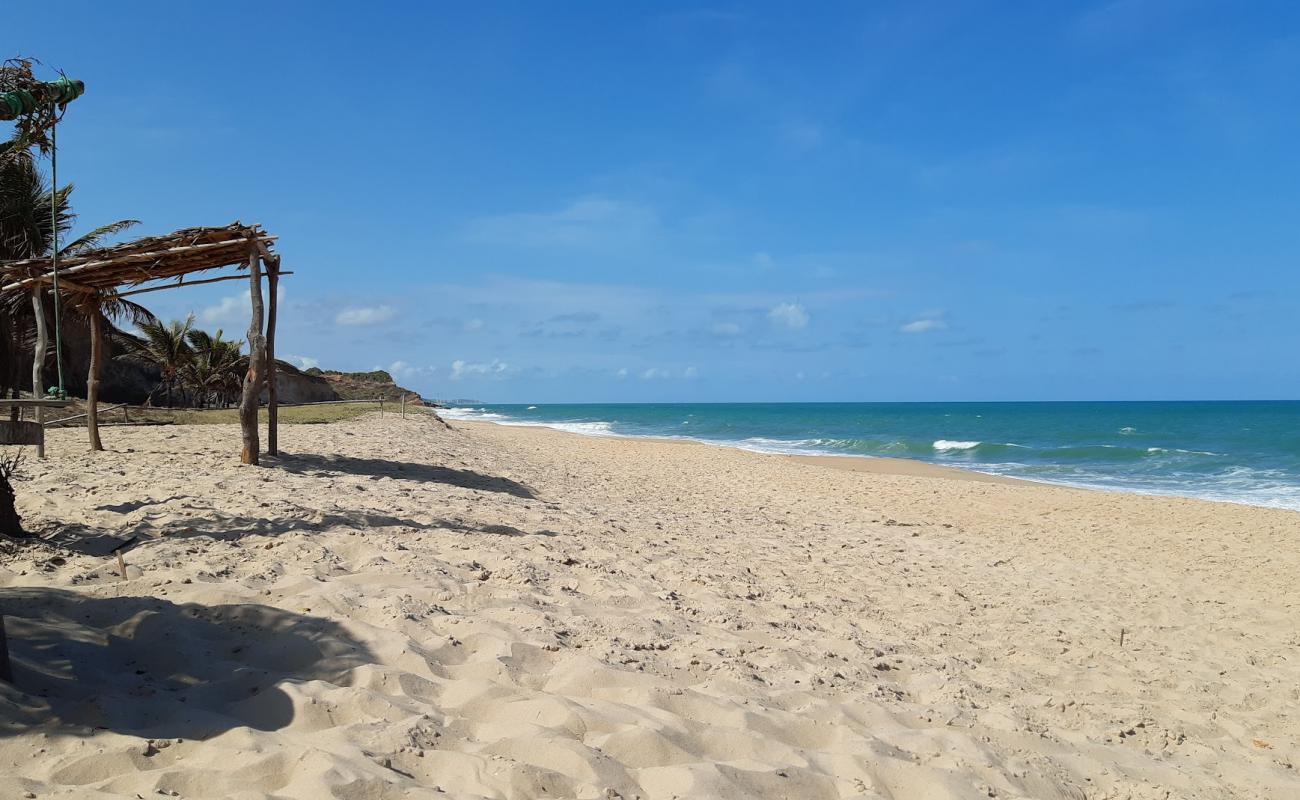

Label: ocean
[440,401,1300,512]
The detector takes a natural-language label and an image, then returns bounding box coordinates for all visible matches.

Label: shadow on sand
[37,507,558,551]
[267,452,538,499]
[0,588,375,739]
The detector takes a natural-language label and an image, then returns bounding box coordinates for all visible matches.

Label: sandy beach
[1,412,1297,799]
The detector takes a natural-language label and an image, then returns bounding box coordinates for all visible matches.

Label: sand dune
[0,413,1297,799]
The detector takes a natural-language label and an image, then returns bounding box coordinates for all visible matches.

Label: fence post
[401,395,406,419]
[379,398,384,418]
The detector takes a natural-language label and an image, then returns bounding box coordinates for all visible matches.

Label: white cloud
[388,360,436,380]
[616,367,629,379]
[200,291,248,325]
[711,321,742,337]
[768,302,809,329]
[464,195,656,249]
[899,315,948,334]
[753,251,774,269]
[336,305,397,326]
[641,366,696,380]
[198,285,285,326]
[450,359,510,380]
[463,318,485,333]
[284,354,319,370]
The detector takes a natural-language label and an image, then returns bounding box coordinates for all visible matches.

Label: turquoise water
[442,402,1300,511]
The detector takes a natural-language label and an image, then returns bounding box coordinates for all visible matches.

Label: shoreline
[441,413,1298,512]
[452,417,1035,487]
[455,417,1296,505]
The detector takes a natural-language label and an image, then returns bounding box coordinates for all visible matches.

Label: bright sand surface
[1,413,1298,799]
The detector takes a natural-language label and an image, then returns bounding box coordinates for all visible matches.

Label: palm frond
[62,218,141,256]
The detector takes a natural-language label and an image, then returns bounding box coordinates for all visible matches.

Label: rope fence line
[38,396,426,428]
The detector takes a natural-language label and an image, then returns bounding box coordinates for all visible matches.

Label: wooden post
[379,397,384,418]
[265,261,279,456]
[239,246,266,465]
[0,615,11,683]
[123,405,129,424]
[401,394,406,419]
[86,305,104,452]
[30,289,47,459]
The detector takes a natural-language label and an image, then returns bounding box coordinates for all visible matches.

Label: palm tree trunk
[87,309,103,452]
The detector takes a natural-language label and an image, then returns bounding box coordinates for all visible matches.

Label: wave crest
[933,440,981,451]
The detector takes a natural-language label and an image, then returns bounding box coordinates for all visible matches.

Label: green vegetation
[118,315,247,407]
[317,369,419,403]
[173,402,421,425]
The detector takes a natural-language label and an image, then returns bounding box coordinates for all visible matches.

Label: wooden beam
[0,399,73,407]
[0,235,278,292]
[116,270,293,298]
[239,245,266,465]
[31,275,96,293]
[87,307,104,452]
[266,261,280,456]
[30,289,47,459]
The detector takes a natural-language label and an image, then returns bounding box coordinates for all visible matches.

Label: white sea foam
[1148,447,1221,456]
[527,405,538,410]
[933,440,981,451]
[731,437,835,456]
[440,407,506,421]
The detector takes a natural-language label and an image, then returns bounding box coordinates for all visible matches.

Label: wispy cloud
[284,354,319,370]
[463,195,657,249]
[899,310,949,334]
[768,302,809,329]
[200,291,248,325]
[641,366,698,380]
[450,358,510,380]
[336,305,397,326]
[388,360,436,380]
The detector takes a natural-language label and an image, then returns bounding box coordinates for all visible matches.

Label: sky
[7,0,1300,402]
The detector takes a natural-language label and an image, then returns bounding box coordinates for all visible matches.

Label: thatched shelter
[0,222,286,464]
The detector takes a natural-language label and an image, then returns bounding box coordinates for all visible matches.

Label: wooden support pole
[380,397,384,418]
[30,289,47,459]
[0,615,11,683]
[266,262,280,456]
[401,394,406,419]
[86,306,104,452]
[239,246,266,465]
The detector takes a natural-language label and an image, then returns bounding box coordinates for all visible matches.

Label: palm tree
[0,140,144,450]
[118,315,194,407]
[184,328,245,408]
[0,141,137,262]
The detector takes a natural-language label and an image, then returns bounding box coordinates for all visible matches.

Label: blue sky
[8,1,1300,401]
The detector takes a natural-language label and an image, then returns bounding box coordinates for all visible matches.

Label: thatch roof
[0,222,277,296]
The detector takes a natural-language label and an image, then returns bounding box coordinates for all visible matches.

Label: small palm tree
[118,315,194,407]
[184,328,245,408]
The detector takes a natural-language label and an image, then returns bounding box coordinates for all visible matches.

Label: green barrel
[0,78,84,121]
